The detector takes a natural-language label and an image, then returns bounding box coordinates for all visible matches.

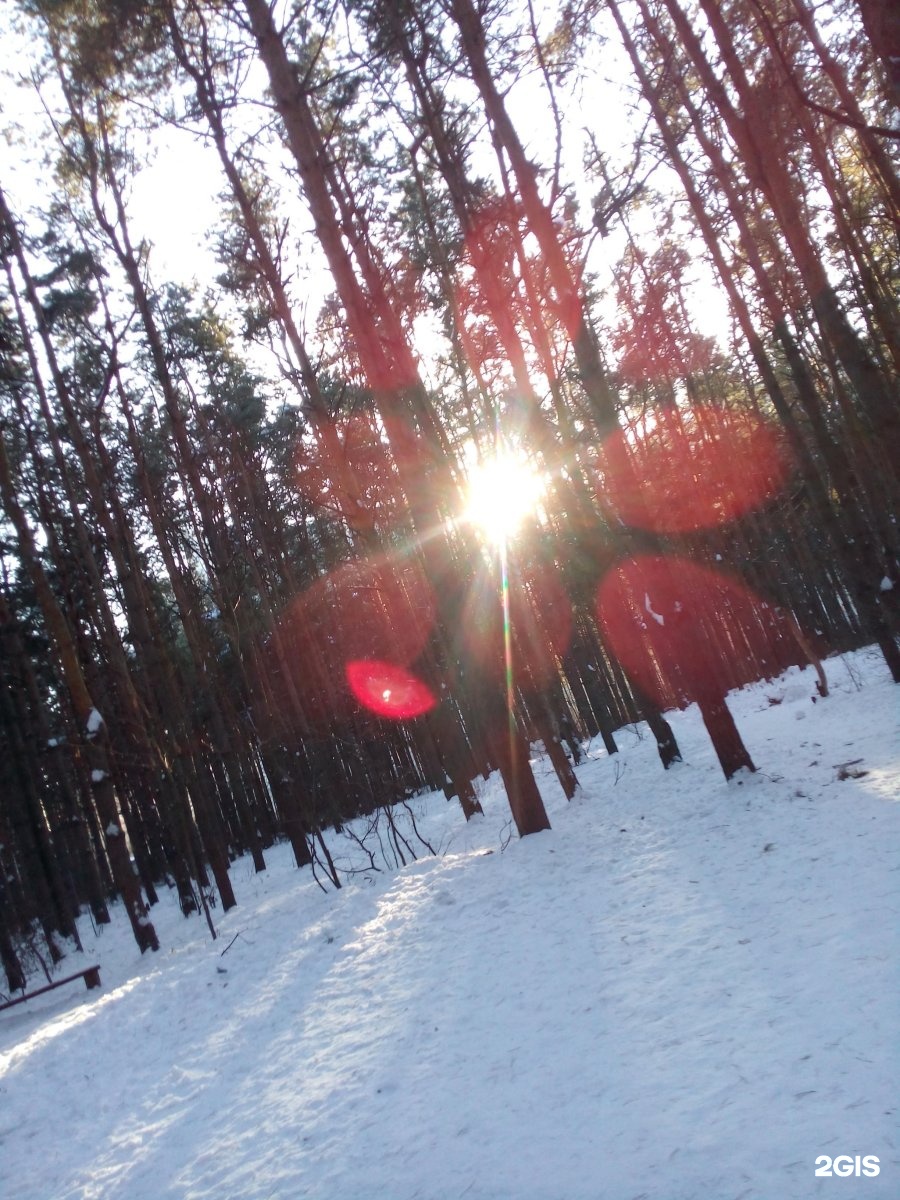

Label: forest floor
[1,646,898,1200]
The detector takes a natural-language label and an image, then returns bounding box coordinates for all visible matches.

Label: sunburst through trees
[0,0,896,976]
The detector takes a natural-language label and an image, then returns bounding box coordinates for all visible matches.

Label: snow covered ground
[1,647,898,1200]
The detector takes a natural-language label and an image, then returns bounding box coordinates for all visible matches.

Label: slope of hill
[1,648,897,1200]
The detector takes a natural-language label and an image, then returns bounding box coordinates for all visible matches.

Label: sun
[464,450,546,545]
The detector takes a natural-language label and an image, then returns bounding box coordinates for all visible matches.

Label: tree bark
[0,432,159,954]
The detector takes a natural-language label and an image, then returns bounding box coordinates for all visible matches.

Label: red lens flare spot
[291,557,435,668]
[597,555,783,707]
[454,195,586,381]
[294,414,434,533]
[600,407,790,533]
[272,556,437,728]
[346,660,436,720]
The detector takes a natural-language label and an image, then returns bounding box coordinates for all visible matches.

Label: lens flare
[599,407,790,533]
[597,555,785,706]
[465,450,545,545]
[456,196,585,360]
[346,660,436,720]
[294,413,432,532]
[272,557,437,728]
[459,560,572,687]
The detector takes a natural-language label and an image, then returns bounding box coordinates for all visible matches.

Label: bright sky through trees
[0,0,896,981]
[0,0,732,367]
[464,449,547,545]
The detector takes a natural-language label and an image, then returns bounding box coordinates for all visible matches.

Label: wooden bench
[0,965,101,1013]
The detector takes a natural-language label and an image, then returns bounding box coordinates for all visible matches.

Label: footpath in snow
[0,647,898,1200]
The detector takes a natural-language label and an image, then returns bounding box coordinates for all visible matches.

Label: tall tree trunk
[449,0,696,769]
[663,0,900,460]
[854,0,900,108]
[0,432,158,954]
[237,0,552,834]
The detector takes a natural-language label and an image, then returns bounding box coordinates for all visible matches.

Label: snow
[106,822,120,837]
[86,707,104,735]
[879,576,893,592]
[1,648,898,1199]
[91,769,107,783]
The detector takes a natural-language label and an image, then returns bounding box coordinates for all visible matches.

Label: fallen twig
[220,931,243,957]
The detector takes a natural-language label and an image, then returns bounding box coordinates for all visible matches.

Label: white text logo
[814,1156,880,1177]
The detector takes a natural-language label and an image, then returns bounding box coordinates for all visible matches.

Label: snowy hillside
[1,647,897,1200]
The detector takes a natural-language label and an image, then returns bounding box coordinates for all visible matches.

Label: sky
[0,0,734,383]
